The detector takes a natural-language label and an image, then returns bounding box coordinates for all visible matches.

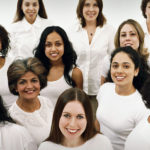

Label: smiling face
[111,52,139,89]
[59,100,87,145]
[21,0,39,24]
[83,0,99,24]
[45,31,64,64]
[16,71,40,101]
[120,24,139,50]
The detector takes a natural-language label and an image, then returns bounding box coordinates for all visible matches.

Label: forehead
[63,101,85,114]
[46,32,63,41]
[112,52,134,64]
[19,71,38,79]
[84,0,97,4]
[22,0,39,4]
[120,24,137,32]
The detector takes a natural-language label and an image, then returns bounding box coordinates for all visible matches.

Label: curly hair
[34,26,77,87]
[0,25,10,57]
[141,0,150,18]
[7,57,48,95]
[76,0,106,27]
[13,0,47,22]
[107,46,150,93]
[0,96,15,123]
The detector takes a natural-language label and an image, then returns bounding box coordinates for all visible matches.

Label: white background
[0,0,145,30]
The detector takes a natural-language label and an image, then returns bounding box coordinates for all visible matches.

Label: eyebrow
[112,62,131,65]
[62,112,86,115]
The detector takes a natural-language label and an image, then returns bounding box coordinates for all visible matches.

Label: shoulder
[8,21,23,33]
[38,141,60,150]
[87,134,113,150]
[72,67,83,77]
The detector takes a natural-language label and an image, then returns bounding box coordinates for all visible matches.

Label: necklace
[90,33,93,36]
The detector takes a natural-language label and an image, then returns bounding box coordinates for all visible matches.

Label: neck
[62,137,84,147]
[0,56,5,69]
[85,20,97,28]
[17,97,40,112]
[146,20,150,34]
[115,84,136,96]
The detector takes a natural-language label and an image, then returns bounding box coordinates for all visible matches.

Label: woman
[141,0,150,52]
[8,0,53,58]
[34,26,83,106]
[124,78,150,150]
[0,95,37,150]
[68,0,115,116]
[38,88,113,150]
[0,24,17,109]
[101,19,150,84]
[8,57,54,146]
[96,46,149,150]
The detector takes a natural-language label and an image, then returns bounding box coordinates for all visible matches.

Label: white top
[0,56,17,109]
[125,115,150,150]
[141,21,150,53]
[0,122,37,150]
[8,16,53,58]
[9,96,54,146]
[40,75,72,106]
[96,83,148,150]
[68,22,115,95]
[38,134,113,150]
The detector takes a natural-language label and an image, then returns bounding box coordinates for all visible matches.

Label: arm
[72,67,83,89]
[100,75,106,85]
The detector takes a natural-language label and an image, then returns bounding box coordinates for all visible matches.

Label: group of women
[0,0,150,150]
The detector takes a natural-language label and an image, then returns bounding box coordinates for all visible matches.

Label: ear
[134,68,139,77]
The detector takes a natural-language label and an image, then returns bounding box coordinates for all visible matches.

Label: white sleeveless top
[40,75,72,106]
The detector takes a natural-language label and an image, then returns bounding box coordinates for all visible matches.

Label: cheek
[59,117,67,129]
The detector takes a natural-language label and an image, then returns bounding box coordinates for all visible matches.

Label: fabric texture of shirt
[0,122,37,150]
[125,115,150,150]
[96,82,148,150]
[8,15,53,58]
[9,96,54,146]
[68,22,115,95]
[38,134,113,150]
[0,56,17,109]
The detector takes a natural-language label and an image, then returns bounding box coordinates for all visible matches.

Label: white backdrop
[0,0,145,30]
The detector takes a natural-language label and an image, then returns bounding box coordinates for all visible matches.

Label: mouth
[24,90,35,94]
[66,128,80,134]
[115,76,125,81]
[124,43,133,47]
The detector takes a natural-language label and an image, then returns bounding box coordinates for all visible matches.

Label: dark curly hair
[0,25,10,57]
[34,26,77,87]
[141,0,150,18]
[107,46,150,93]
[0,96,15,123]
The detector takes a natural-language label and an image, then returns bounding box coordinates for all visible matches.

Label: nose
[26,81,33,88]
[125,34,131,40]
[51,45,56,51]
[117,66,123,73]
[29,5,34,10]
[89,5,94,11]
[69,117,76,127]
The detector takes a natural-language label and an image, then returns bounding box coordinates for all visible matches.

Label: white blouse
[8,15,53,58]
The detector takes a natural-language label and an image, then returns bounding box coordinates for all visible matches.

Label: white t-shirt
[0,56,17,109]
[8,15,53,58]
[40,75,71,107]
[96,83,148,150]
[125,115,150,150]
[68,22,115,95]
[9,96,54,146]
[0,122,37,150]
[38,134,113,150]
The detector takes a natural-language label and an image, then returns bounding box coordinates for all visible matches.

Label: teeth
[50,53,58,57]
[67,129,78,133]
[116,76,125,80]
[26,90,34,94]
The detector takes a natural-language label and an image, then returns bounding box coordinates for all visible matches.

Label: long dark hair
[0,96,15,123]
[107,46,150,93]
[46,88,98,144]
[34,26,77,87]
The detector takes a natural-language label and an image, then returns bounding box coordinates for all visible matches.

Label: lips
[66,128,79,134]
[116,76,125,81]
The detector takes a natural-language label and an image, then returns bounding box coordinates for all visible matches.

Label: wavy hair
[0,25,10,57]
[34,26,77,87]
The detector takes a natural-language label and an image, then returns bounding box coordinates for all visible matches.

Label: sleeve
[101,55,111,77]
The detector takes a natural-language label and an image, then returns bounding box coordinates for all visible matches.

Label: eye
[25,2,30,7]
[84,3,90,7]
[18,80,25,85]
[32,79,39,83]
[55,42,62,47]
[112,64,118,69]
[130,33,136,36]
[63,113,71,118]
[123,65,129,69]
[33,2,38,7]
[120,33,126,37]
[77,115,84,119]
[45,43,52,47]
[93,3,98,7]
